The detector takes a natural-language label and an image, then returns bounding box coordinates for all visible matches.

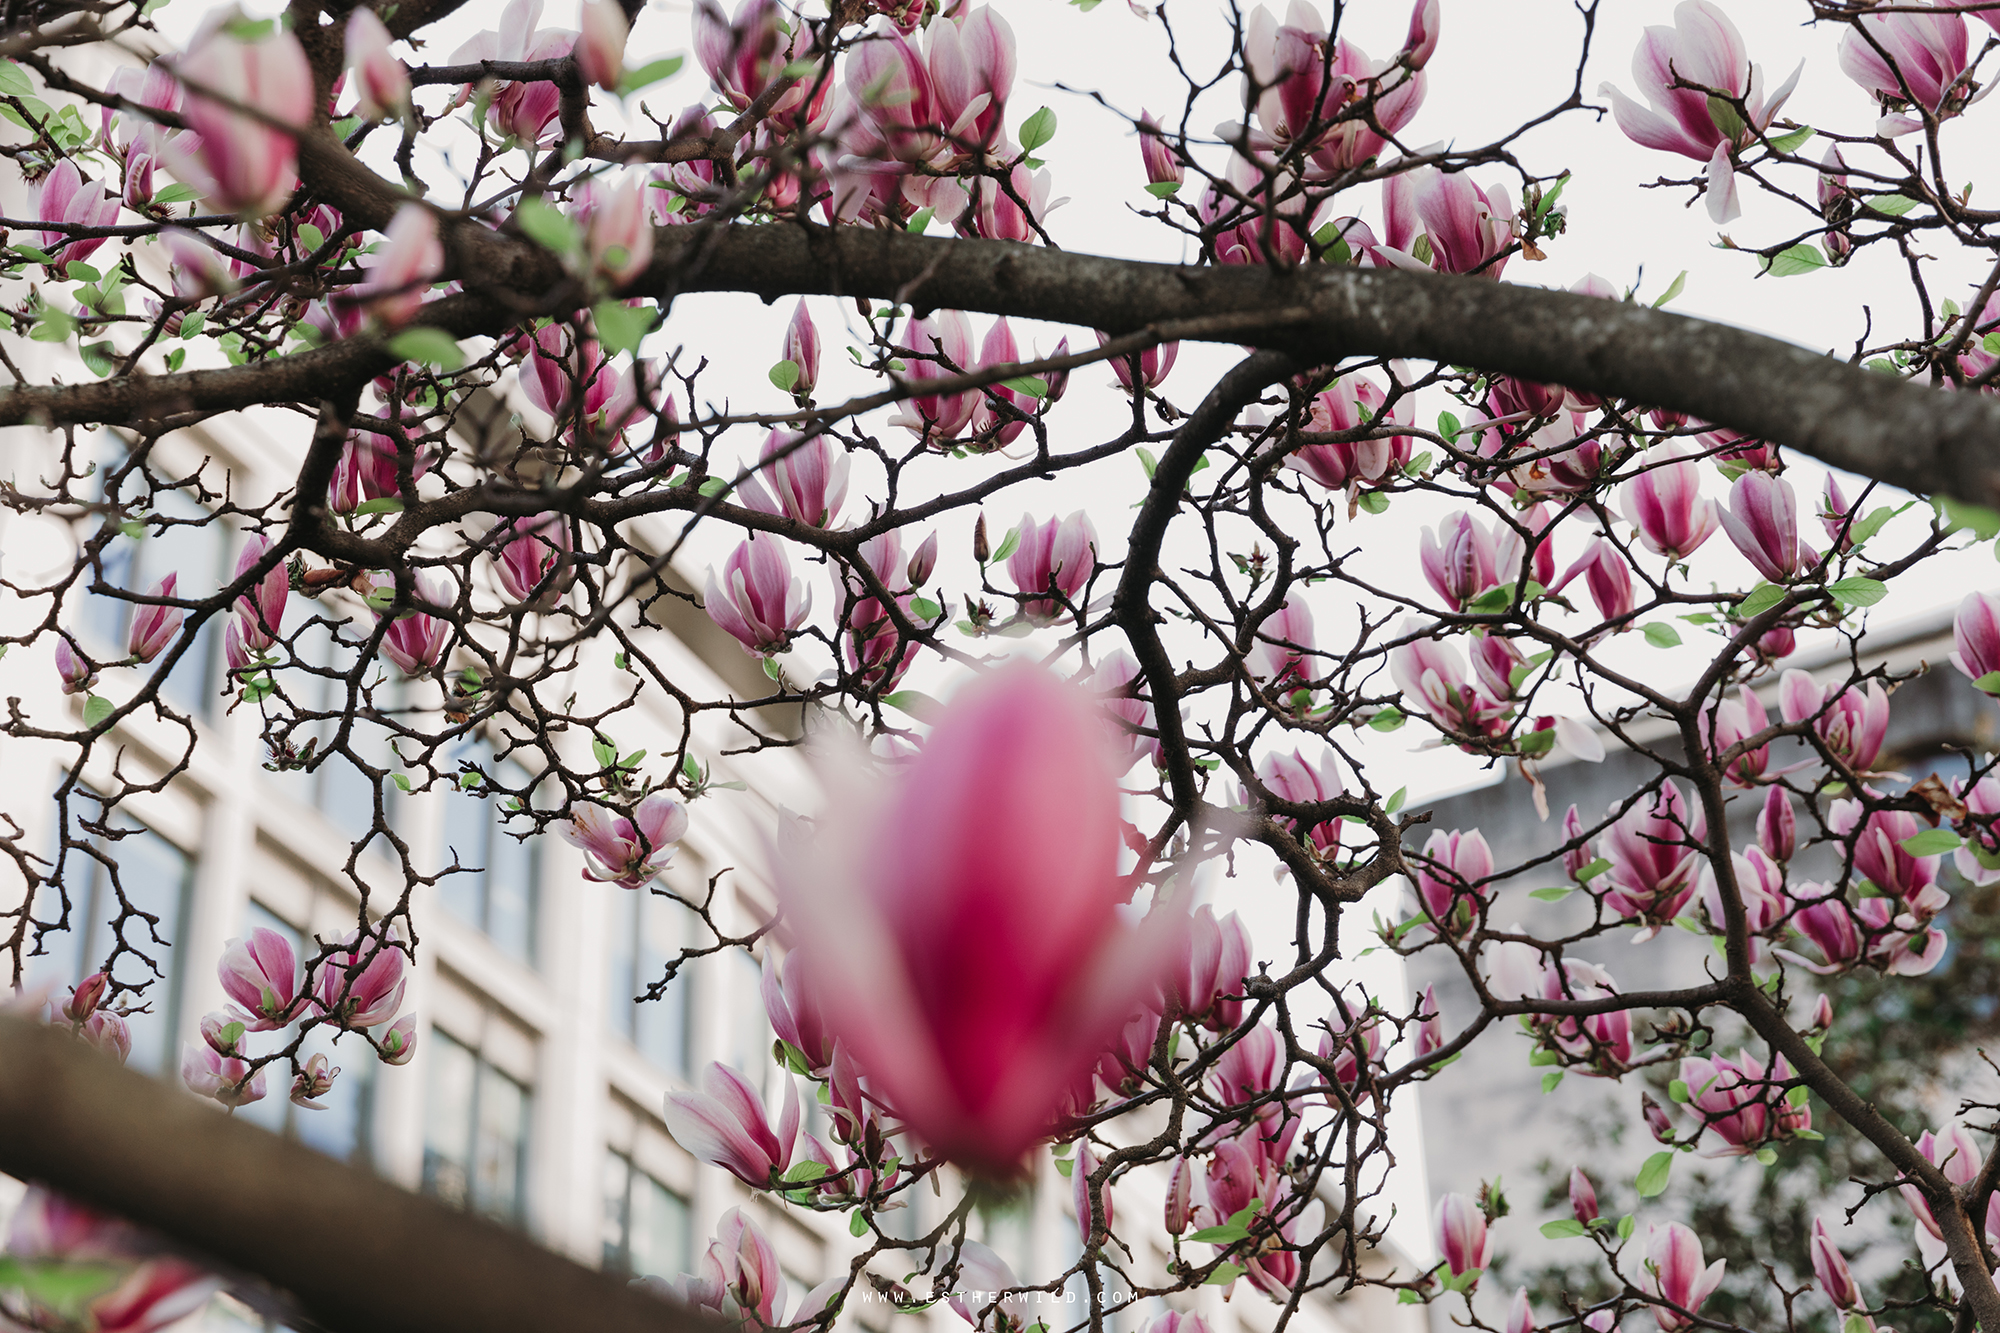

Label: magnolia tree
[6,0,2000,1330]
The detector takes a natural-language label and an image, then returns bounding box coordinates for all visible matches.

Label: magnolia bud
[1569,1166,1599,1224]
[907,530,938,587]
[64,971,108,1023]
[380,1013,418,1065]
[973,512,990,564]
[1641,1091,1676,1144]
[784,300,820,398]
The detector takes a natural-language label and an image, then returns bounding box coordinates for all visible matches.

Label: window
[602,1150,691,1279]
[84,446,227,718]
[422,1030,531,1226]
[30,812,192,1077]
[439,743,539,963]
[729,949,770,1096]
[606,887,692,1075]
[234,903,378,1168]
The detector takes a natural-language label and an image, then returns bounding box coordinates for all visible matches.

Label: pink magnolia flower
[231,533,288,655]
[946,1240,1033,1333]
[1778,670,1891,775]
[1471,633,1527,704]
[313,930,408,1027]
[1240,1,1427,173]
[1699,685,1770,786]
[705,534,812,656]
[1621,445,1719,560]
[1097,330,1178,391]
[577,178,653,287]
[4,1188,219,1333]
[329,428,432,513]
[1601,782,1707,935]
[1570,1167,1599,1224]
[1600,2,1802,223]
[763,951,836,1072]
[345,8,410,119]
[890,311,977,440]
[1390,626,1507,738]
[1248,590,1320,691]
[218,926,299,1030]
[377,572,451,676]
[738,430,850,528]
[1508,1289,1539,1333]
[54,635,97,696]
[1200,153,1321,268]
[1380,166,1515,278]
[34,160,120,276]
[172,18,315,218]
[925,5,1016,152]
[845,28,943,163]
[1779,883,1867,974]
[1539,956,1633,1076]
[490,513,574,606]
[1759,785,1796,863]
[291,1051,338,1109]
[448,0,575,143]
[200,1010,244,1057]
[663,1061,801,1188]
[1436,1192,1491,1280]
[560,792,689,890]
[772,664,1184,1177]
[695,0,829,131]
[1168,903,1252,1030]
[1956,774,2000,886]
[966,317,1037,447]
[1420,510,1504,610]
[79,1011,132,1062]
[1413,983,1445,1057]
[515,320,630,436]
[1073,1140,1114,1239]
[1717,470,1805,583]
[64,971,109,1024]
[1946,0,2000,35]
[1007,511,1097,625]
[1256,745,1347,856]
[1080,648,1158,772]
[1641,1221,1726,1330]
[961,164,1062,245]
[1811,1216,1863,1310]
[359,204,443,331]
[380,1013,417,1065]
[1900,1123,1981,1238]
[126,574,184,664]
[782,300,819,398]
[1698,844,1788,953]
[575,0,628,91]
[182,1041,267,1107]
[1554,536,1637,625]
[1138,110,1182,187]
[1950,590,2000,691]
[1286,373,1413,491]
[1412,828,1494,933]
[1561,803,1598,881]
[1838,7,1971,117]
[844,593,918,694]
[1680,1049,1809,1155]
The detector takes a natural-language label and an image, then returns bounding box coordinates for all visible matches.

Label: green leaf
[64,261,101,283]
[1618,1214,1636,1240]
[1827,576,1887,609]
[698,477,729,498]
[1018,106,1057,155]
[780,1160,828,1183]
[594,299,656,356]
[1385,786,1407,815]
[1203,1263,1245,1287]
[1437,410,1461,443]
[1972,671,2000,695]
[1000,375,1048,398]
[1939,496,2000,540]
[1542,1070,1564,1094]
[1540,1219,1587,1239]
[1356,490,1391,514]
[1764,244,1827,277]
[906,206,934,235]
[1901,828,1962,856]
[989,526,1022,564]
[1845,504,1902,548]
[769,359,801,392]
[1144,180,1181,198]
[1737,582,1786,617]
[147,182,200,208]
[350,497,405,516]
[1575,857,1612,884]
[82,694,113,728]
[0,60,31,97]
[881,690,940,717]
[1985,332,2000,356]
[617,54,684,95]
[1635,1150,1674,1198]
[1754,1147,1778,1166]
[1669,1078,1691,1103]
[1642,622,1682,648]
[392,773,413,793]
[1529,887,1572,902]
[1053,1155,1075,1178]
[514,195,581,258]
[1866,193,1920,217]
[1405,451,1433,477]
[179,311,205,340]
[1534,173,1569,219]
[385,327,464,369]
[296,222,326,253]
[909,596,942,620]
[850,1211,870,1237]
[1368,706,1406,733]
[1765,124,1814,153]
[0,1257,123,1314]
[30,307,77,343]
[1135,446,1158,479]
[79,341,116,378]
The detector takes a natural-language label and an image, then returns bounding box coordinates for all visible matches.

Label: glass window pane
[609,892,640,1045]
[631,1174,690,1281]
[438,786,488,931]
[422,1032,477,1210]
[485,826,535,962]
[294,1026,376,1167]
[730,950,768,1097]
[632,896,689,1075]
[472,1065,529,1223]
[602,1152,634,1272]
[100,828,191,1077]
